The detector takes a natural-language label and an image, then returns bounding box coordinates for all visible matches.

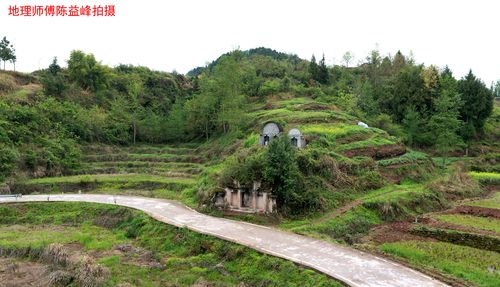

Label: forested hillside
[1,46,499,286]
[1,47,496,200]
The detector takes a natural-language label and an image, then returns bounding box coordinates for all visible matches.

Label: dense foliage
[0,44,496,214]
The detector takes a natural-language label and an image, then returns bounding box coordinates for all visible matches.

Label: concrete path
[0,194,448,287]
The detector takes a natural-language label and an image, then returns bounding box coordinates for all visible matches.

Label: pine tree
[309,55,319,82]
[428,91,463,167]
[317,54,329,84]
[457,70,494,133]
[49,57,61,75]
[402,105,421,147]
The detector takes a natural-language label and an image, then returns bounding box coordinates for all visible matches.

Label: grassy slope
[0,202,343,287]
[380,241,500,287]
[377,173,500,287]
[434,214,500,233]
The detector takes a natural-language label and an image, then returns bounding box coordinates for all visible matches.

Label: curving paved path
[0,194,448,287]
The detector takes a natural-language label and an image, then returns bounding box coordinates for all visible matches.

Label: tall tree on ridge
[309,54,319,83]
[457,70,494,134]
[317,54,329,84]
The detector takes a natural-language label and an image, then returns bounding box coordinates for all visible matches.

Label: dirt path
[0,194,448,287]
[313,199,363,224]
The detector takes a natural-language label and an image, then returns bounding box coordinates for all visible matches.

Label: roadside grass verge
[380,241,500,287]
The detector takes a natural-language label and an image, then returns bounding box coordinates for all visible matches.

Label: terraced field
[12,145,205,206]
[375,174,500,287]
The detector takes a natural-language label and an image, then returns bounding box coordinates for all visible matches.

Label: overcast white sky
[1,0,499,84]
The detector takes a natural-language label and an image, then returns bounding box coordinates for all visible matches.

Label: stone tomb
[216,182,276,213]
[288,128,306,148]
[259,122,282,146]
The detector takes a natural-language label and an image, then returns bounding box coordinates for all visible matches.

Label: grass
[363,183,428,203]
[84,153,202,163]
[282,206,382,244]
[380,241,500,287]
[336,134,396,152]
[15,174,198,204]
[467,192,500,209]
[377,150,430,166]
[26,174,196,185]
[434,214,500,233]
[0,202,344,287]
[278,182,448,242]
[469,172,500,185]
[251,108,349,125]
[0,224,127,251]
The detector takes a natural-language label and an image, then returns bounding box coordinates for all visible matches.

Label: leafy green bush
[258,79,282,96]
[0,143,19,181]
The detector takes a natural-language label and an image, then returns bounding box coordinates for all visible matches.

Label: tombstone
[357,122,369,128]
[259,122,282,146]
[288,128,305,148]
[220,181,276,213]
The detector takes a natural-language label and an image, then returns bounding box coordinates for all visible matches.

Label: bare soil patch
[0,257,50,287]
[363,222,437,244]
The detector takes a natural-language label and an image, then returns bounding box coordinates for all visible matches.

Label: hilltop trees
[458,71,494,134]
[67,50,109,92]
[309,54,329,84]
[342,51,354,67]
[185,52,248,139]
[42,57,67,98]
[1,46,496,157]
[0,37,16,70]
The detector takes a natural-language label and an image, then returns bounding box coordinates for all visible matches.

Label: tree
[49,57,61,75]
[457,70,494,133]
[402,105,422,147]
[263,136,299,211]
[308,54,319,83]
[317,54,329,84]
[342,51,354,67]
[164,98,187,141]
[67,50,109,92]
[42,57,66,98]
[386,65,428,122]
[0,37,16,71]
[428,91,463,167]
[10,53,16,71]
[492,80,500,98]
[212,53,247,133]
[392,50,406,72]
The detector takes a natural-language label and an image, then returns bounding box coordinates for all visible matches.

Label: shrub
[258,79,282,96]
[427,165,483,199]
[0,143,19,181]
[0,73,16,94]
